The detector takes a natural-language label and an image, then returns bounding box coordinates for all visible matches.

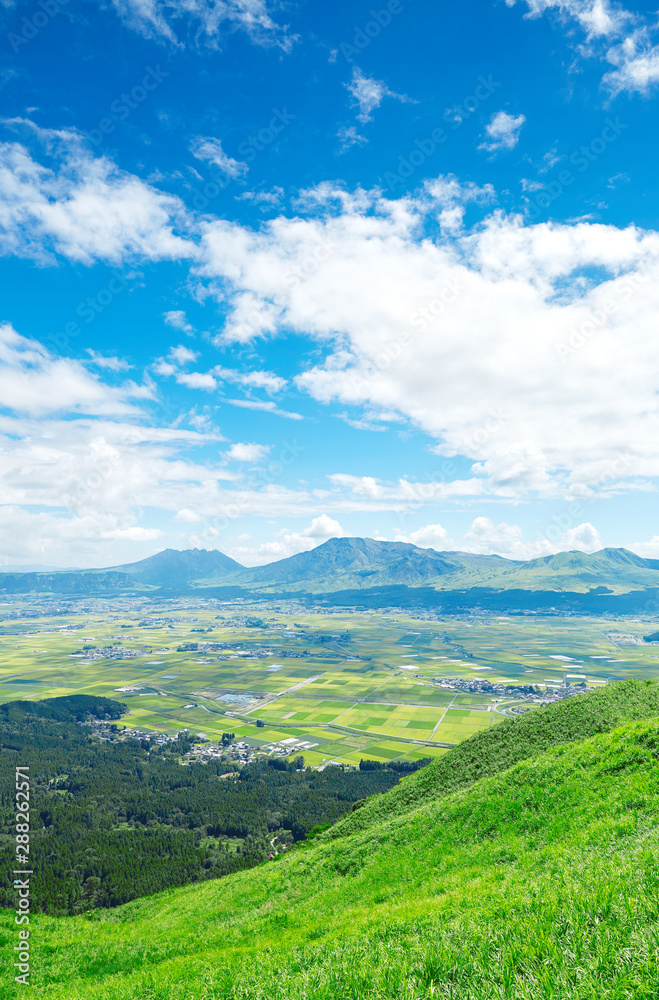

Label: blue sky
[2,0,659,568]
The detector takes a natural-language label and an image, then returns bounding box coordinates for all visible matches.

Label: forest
[0,695,429,915]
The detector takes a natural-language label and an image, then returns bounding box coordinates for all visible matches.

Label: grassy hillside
[324,678,659,841]
[5,680,659,999]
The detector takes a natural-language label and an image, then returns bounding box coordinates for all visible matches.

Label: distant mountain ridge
[2,539,659,603]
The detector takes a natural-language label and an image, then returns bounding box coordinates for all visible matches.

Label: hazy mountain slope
[240,537,519,591]
[241,539,659,594]
[116,547,244,586]
[484,546,659,592]
[3,541,659,596]
[0,570,136,594]
[12,687,659,999]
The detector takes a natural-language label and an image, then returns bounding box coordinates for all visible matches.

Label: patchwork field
[1,594,659,763]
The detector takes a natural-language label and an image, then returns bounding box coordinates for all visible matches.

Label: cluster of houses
[438,675,594,703]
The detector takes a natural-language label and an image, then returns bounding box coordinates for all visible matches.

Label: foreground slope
[324,678,659,841]
[6,681,659,999]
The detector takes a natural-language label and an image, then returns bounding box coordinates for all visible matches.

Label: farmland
[2,593,659,765]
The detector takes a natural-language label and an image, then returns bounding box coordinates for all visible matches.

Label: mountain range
[2,538,659,608]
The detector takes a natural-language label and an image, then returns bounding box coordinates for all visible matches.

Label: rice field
[1,595,658,763]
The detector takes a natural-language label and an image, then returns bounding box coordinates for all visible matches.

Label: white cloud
[111,0,295,50]
[561,521,602,551]
[169,344,198,365]
[226,442,270,462]
[329,474,383,498]
[346,68,412,124]
[176,371,217,391]
[505,0,630,39]
[0,126,192,265]
[462,516,602,559]
[0,504,160,566]
[164,310,194,334]
[506,0,659,96]
[337,126,368,151]
[85,351,132,372]
[197,181,659,499]
[175,508,202,523]
[603,29,659,95]
[213,367,286,393]
[479,111,526,152]
[190,137,248,179]
[237,187,284,206]
[304,514,345,539]
[226,398,303,420]
[395,523,450,549]
[0,323,147,417]
[229,514,346,565]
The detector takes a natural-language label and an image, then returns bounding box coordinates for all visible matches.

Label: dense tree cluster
[0,697,417,915]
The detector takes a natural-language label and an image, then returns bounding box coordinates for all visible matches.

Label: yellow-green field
[1,596,658,764]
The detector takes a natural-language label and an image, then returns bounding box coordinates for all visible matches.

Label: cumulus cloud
[0,323,148,417]
[603,29,659,95]
[176,371,217,390]
[0,504,161,566]
[197,182,659,499]
[226,442,270,462]
[479,111,526,152]
[505,0,630,39]
[229,514,346,565]
[462,516,602,559]
[164,310,194,334]
[506,0,659,96]
[169,344,198,365]
[395,523,450,549]
[0,126,192,265]
[175,508,202,523]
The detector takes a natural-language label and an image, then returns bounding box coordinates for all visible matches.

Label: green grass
[5,680,659,998]
[325,678,659,841]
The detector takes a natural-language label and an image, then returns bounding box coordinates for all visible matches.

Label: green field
[2,597,659,763]
[6,680,659,999]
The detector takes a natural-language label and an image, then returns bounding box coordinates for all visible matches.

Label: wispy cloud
[346,68,413,124]
[190,136,248,178]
